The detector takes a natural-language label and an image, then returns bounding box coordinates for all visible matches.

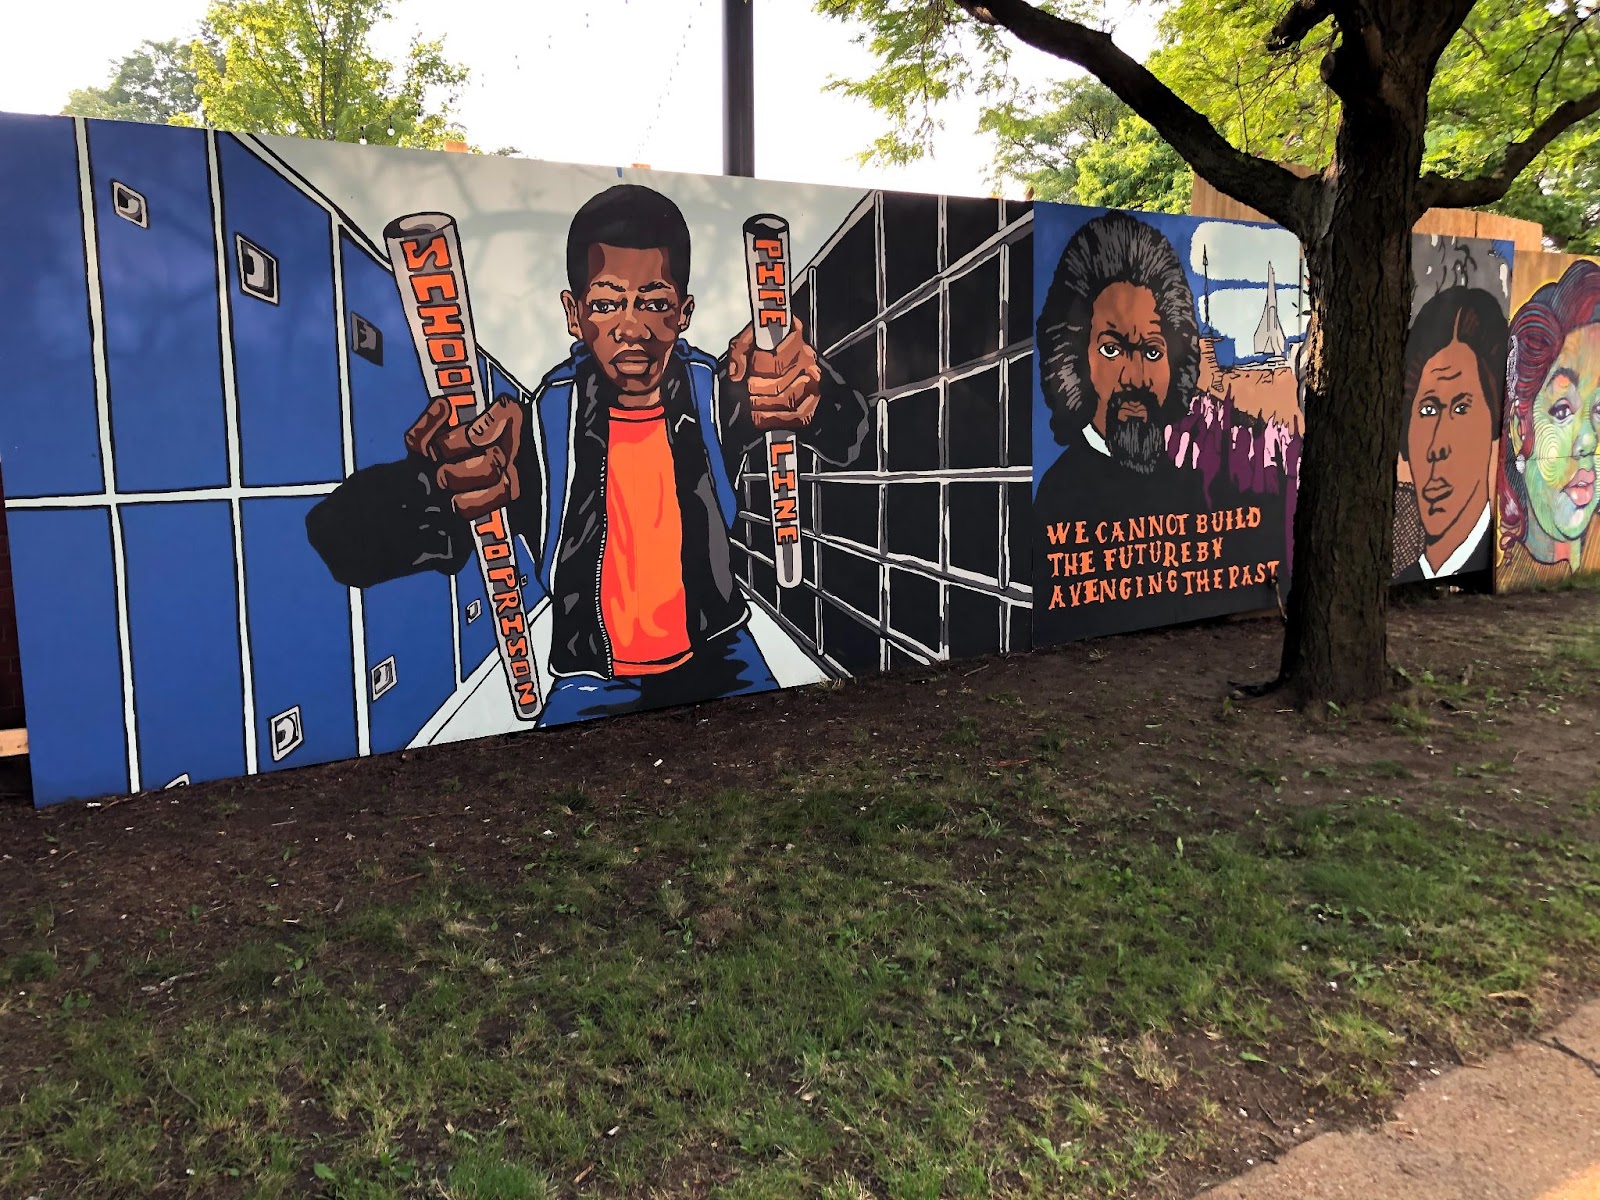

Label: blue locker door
[455,353,498,680]
[87,121,228,493]
[241,497,358,771]
[341,231,431,471]
[363,571,456,755]
[122,501,246,788]
[0,115,104,499]
[6,507,129,803]
[218,135,343,487]
[338,229,456,750]
[456,556,496,683]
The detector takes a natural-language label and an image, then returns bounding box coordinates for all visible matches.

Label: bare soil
[4,583,1600,1198]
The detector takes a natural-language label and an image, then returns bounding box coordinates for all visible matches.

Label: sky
[1,0,1164,198]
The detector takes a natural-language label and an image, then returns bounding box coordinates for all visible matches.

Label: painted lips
[1564,468,1597,510]
[610,350,655,376]
[1421,477,1453,507]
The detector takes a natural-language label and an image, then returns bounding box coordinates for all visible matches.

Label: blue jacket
[309,338,870,681]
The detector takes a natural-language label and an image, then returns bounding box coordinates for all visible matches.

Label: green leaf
[167,0,471,150]
[819,0,1600,243]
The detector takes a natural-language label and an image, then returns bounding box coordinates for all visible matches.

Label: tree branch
[955,0,1318,232]
[1421,82,1600,209]
[1266,0,1334,53]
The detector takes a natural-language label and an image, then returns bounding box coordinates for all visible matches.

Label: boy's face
[562,244,693,396]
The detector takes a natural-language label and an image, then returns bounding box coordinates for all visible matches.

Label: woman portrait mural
[1393,286,1508,582]
[1390,234,1513,584]
[1496,258,1600,591]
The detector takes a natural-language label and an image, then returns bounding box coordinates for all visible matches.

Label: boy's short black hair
[566,185,691,294]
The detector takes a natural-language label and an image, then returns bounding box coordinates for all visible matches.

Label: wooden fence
[1190,171,1547,254]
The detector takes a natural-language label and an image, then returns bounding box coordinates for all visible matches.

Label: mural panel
[4,112,1535,807]
[1495,253,1600,592]
[0,113,1033,804]
[1030,208,1302,646]
[1391,234,1514,583]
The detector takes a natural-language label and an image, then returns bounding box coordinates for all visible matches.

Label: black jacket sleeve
[306,397,546,589]
[716,350,871,483]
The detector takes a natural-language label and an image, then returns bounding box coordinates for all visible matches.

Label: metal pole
[723,0,755,177]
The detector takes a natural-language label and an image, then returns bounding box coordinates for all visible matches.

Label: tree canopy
[824,0,1600,248]
[63,39,207,125]
[63,0,473,153]
[178,0,468,149]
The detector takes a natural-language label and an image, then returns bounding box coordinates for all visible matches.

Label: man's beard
[1105,384,1172,475]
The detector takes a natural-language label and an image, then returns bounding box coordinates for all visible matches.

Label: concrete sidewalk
[1201,1000,1600,1200]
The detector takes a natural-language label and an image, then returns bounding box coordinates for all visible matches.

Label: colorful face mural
[1391,234,1513,583]
[1031,208,1302,646]
[0,114,1036,803]
[1495,257,1600,591]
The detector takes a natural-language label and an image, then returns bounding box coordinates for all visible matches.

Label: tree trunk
[1278,97,1428,708]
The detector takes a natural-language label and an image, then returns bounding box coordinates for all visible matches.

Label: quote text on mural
[1042,508,1280,609]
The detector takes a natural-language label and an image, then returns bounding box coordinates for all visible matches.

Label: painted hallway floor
[1200,999,1600,1200]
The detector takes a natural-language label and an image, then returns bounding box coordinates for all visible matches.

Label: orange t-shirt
[601,404,692,676]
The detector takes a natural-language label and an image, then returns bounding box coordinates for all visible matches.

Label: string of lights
[635,0,707,166]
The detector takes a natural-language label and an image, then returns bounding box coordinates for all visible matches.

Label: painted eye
[1143,347,1164,362]
[1452,400,1470,416]
[639,299,670,313]
[1551,400,1575,422]
[1097,343,1121,359]
[1419,401,1438,418]
[590,299,619,314]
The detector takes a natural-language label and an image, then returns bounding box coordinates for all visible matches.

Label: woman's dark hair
[1400,285,1508,462]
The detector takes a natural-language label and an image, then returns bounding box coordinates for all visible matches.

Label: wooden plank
[1190,168,1314,225]
[0,728,26,757]
[1511,249,1600,309]
[1192,169,1547,252]
[1414,206,1479,241]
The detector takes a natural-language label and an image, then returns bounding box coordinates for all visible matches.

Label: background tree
[852,0,1599,247]
[975,79,1191,210]
[819,0,1600,706]
[177,0,469,149]
[1070,115,1189,211]
[62,39,209,125]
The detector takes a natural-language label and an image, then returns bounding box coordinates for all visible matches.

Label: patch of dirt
[4,583,1600,1198]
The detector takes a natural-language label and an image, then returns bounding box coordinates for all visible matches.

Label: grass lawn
[4,583,1600,1198]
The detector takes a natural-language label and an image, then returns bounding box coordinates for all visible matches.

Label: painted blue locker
[455,556,495,683]
[6,508,128,802]
[122,501,246,788]
[363,570,456,755]
[341,230,431,470]
[484,359,546,611]
[0,116,104,499]
[241,497,358,770]
[218,135,343,487]
[454,355,499,681]
[87,121,228,493]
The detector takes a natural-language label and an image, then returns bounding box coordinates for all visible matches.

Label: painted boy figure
[308,185,869,723]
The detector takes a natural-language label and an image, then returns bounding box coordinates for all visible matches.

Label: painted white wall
[265,135,873,389]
